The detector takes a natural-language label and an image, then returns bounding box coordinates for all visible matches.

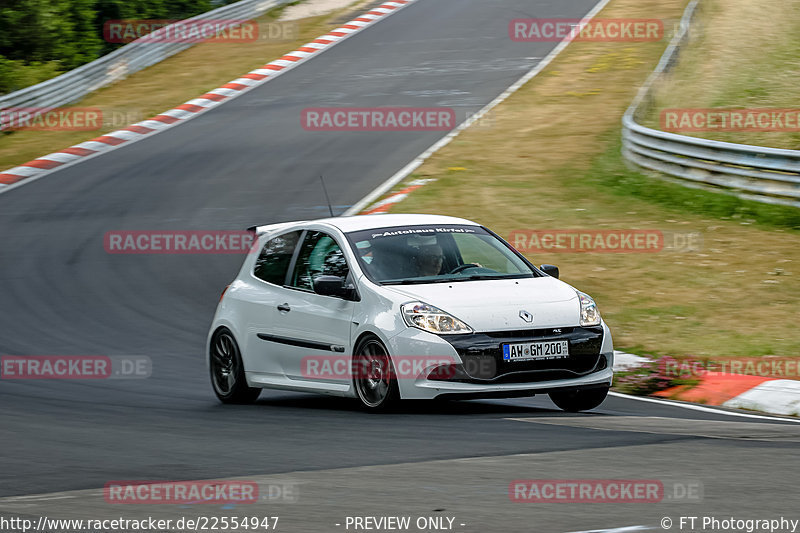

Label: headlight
[401,302,473,335]
[578,292,601,327]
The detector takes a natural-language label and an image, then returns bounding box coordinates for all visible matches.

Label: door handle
[277,303,291,313]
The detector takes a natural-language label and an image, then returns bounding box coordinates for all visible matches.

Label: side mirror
[313,275,356,300]
[540,264,559,279]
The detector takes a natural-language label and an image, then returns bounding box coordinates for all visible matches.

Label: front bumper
[386,322,614,400]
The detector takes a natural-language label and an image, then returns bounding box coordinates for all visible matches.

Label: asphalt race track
[1,0,799,531]
[2,394,800,531]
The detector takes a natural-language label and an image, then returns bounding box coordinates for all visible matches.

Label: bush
[613,356,701,395]
[0,0,218,95]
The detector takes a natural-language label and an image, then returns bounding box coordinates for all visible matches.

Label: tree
[0,0,224,93]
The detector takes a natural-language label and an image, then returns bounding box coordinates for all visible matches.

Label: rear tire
[352,334,399,411]
[209,328,261,404]
[549,386,609,412]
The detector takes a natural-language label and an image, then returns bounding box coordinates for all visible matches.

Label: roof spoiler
[246,221,306,237]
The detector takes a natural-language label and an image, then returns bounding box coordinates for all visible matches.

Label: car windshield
[346,225,535,285]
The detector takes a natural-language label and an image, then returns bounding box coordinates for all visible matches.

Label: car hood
[384,276,581,331]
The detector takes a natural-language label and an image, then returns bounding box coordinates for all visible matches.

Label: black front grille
[484,327,575,338]
[437,326,604,384]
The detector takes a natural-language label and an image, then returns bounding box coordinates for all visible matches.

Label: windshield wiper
[382,274,533,285]
[435,275,498,283]
[382,277,471,285]
[440,274,534,283]
[382,279,441,285]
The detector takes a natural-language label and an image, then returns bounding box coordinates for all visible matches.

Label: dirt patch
[279,0,363,21]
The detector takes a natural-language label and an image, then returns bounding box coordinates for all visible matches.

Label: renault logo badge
[519,310,533,323]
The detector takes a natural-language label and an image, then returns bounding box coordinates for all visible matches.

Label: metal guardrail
[0,0,291,111]
[621,0,800,208]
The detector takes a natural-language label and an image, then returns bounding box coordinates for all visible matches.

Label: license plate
[502,340,569,361]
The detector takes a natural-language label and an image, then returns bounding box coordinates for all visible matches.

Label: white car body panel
[384,276,580,331]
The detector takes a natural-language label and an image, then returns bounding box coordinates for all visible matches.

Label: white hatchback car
[207,214,613,411]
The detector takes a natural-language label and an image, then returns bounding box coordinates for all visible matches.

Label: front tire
[549,386,609,412]
[210,328,261,404]
[352,335,399,411]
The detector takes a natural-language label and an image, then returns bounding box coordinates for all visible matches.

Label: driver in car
[415,244,444,277]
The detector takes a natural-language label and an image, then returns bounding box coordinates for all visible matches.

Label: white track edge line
[608,391,800,423]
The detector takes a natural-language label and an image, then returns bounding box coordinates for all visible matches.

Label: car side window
[290,231,350,292]
[253,230,302,285]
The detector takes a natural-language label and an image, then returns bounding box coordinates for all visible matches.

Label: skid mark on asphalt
[351,57,542,79]
[506,416,800,442]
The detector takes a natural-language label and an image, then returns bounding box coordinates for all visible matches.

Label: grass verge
[384,0,800,360]
[643,0,800,149]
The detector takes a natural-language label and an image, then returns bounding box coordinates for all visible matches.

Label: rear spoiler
[246,221,306,237]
